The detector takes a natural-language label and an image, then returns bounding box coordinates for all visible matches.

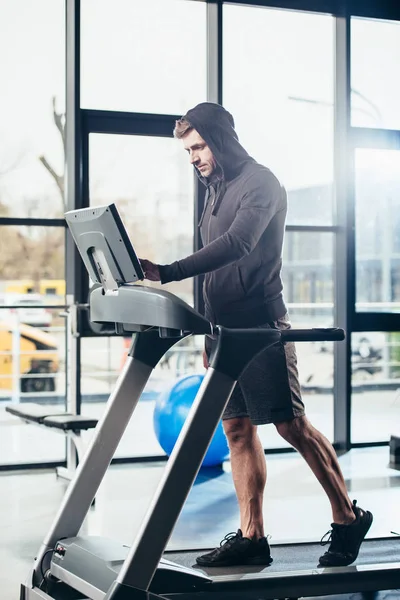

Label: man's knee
[223,417,256,447]
[275,415,312,444]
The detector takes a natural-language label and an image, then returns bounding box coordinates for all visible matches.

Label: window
[0,227,65,439]
[81,0,207,115]
[0,227,65,294]
[224,6,335,447]
[351,331,400,443]
[84,132,196,458]
[259,232,334,449]
[223,5,335,226]
[355,148,400,313]
[0,0,65,218]
[283,232,333,310]
[351,18,400,130]
[88,133,194,304]
[0,222,66,465]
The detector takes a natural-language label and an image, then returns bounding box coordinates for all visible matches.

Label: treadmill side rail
[105,581,171,600]
[20,582,169,600]
[203,561,400,600]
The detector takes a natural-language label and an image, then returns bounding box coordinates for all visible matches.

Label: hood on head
[182,102,254,184]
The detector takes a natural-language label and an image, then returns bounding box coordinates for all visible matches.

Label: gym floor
[1,446,400,599]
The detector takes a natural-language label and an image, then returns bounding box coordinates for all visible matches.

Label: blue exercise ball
[153,373,229,467]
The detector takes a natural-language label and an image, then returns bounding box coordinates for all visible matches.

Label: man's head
[174,117,216,178]
[174,103,252,183]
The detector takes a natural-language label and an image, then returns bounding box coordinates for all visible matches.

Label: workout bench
[5,403,98,481]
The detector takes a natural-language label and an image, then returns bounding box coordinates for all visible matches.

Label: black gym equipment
[20,204,400,600]
[5,404,98,482]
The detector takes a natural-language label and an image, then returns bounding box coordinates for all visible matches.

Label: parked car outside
[0,293,52,328]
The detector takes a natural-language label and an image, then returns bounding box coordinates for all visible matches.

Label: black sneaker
[196,529,273,567]
[318,500,373,567]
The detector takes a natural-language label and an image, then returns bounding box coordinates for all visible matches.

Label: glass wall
[351,18,400,130]
[351,331,400,443]
[350,17,400,446]
[83,133,196,458]
[0,0,66,467]
[224,5,335,448]
[88,133,194,304]
[81,0,207,115]
[259,232,334,448]
[0,227,65,295]
[223,5,334,226]
[78,0,208,461]
[0,0,66,219]
[2,2,400,467]
[0,305,66,465]
[0,225,66,464]
[354,148,400,313]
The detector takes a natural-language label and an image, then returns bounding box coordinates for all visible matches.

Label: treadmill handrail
[212,327,345,344]
[281,327,345,342]
[90,285,345,343]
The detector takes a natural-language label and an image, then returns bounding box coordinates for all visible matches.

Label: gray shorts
[205,314,305,425]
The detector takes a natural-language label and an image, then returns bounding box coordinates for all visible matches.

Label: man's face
[182,129,216,178]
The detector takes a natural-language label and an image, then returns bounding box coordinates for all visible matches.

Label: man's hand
[140,259,161,282]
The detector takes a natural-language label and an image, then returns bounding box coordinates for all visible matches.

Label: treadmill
[20,203,400,600]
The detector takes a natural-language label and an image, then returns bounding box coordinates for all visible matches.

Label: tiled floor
[1,447,400,599]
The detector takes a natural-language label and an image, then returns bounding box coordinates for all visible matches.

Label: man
[140,102,372,568]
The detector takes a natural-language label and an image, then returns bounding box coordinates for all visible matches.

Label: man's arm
[158,171,283,284]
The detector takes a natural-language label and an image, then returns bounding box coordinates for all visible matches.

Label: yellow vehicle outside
[4,279,66,297]
[0,320,59,393]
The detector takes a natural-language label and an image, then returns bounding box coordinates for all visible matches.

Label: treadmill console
[65,203,144,293]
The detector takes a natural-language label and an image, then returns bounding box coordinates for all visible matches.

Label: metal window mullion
[0,218,66,227]
[215,1,337,14]
[206,0,222,105]
[82,110,179,136]
[193,0,223,314]
[333,14,352,451]
[212,0,400,21]
[65,0,82,424]
[285,225,338,232]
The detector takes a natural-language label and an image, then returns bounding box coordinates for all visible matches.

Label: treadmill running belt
[165,538,399,576]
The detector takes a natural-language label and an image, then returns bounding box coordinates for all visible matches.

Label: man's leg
[223,417,266,539]
[275,415,354,524]
[276,415,373,567]
[196,416,272,567]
